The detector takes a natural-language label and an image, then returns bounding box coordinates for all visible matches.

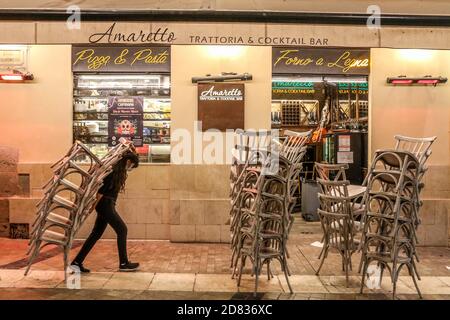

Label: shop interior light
[387,75,447,86]
[399,49,433,61]
[206,46,244,58]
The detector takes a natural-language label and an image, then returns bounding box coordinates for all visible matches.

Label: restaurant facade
[0,11,449,247]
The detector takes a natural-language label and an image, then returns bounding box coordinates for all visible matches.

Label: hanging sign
[108,96,143,147]
[72,46,170,72]
[198,83,245,131]
[272,47,370,75]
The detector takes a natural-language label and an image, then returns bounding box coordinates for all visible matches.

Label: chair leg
[379,263,385,286]
[412,259,421,281]
[316,245,328,275]
[408,264,423,299]
[254,261,259,297]
[344,255,349,288]
[237,256,246,286]
[360,259,369,294]
[282,257,293,294]
[64,246,69,282]
[318,245,325,260]
[392,280,397,300]
[24,241,41,276]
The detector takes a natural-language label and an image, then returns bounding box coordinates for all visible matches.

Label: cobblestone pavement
[0,220,449,300]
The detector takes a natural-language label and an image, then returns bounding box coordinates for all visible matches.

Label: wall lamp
[192,72,252,83]
[0,70,34,82]
[387,75,447,86]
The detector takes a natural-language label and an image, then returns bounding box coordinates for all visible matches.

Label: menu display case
[73,74,171,163]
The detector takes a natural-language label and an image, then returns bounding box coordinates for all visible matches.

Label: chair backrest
[394,135,436,167]
[278,130,312,163]
[315,162,349,182]
[233,129,272,165]
[317,178,350,198]
[317,193,354,247]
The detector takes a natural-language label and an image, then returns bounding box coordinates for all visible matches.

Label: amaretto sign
[85,23,330,46]
[198,83,245,131]
[199,86,244,101]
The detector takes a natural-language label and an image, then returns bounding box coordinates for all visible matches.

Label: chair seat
[46,212,73,227]
[259,246,283,257]
[259,230,284,239]
[347,185,367,198]
[53,195,77,210]
[327,237,360,251]
[370,169,416,184]
[41,229,68,244]
[330,220,364,233]
[365,212,413,223]
[261,192,284,201]
[59,178,83,193]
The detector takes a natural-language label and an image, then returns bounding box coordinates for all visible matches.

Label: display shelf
[73,73,171,163]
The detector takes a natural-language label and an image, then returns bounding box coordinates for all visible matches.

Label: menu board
[108,96,143,147]
[198,83,245,131]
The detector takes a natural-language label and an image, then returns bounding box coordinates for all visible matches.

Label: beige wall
[370,48,450,166]
[168,45,271,241]
[370,48,450,245]
[170,45,272,164]
[0,45,73,163]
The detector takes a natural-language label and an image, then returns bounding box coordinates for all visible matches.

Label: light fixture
[387,75,447,86]
[0,70,34,82]
[192,72,252,83]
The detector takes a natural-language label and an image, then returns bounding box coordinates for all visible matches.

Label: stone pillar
[0,146,20,238]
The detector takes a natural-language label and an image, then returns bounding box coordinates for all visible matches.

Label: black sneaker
[119,261,140,272]
[70,261,90,273]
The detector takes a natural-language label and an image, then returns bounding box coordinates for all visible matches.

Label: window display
[73,74,171,163]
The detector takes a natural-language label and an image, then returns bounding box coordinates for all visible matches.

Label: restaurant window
[72,46,171,163]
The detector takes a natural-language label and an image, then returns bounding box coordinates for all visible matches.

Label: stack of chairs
[25,138,134,277]
[316,178,364,287]
[230,130,311,295]
[359,135,436,299]
[229,129,272,265]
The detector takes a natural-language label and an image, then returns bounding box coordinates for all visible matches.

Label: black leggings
[73,197,128,265]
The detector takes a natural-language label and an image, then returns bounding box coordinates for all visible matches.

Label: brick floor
[0,219,449,300]
[0,220,449,276]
